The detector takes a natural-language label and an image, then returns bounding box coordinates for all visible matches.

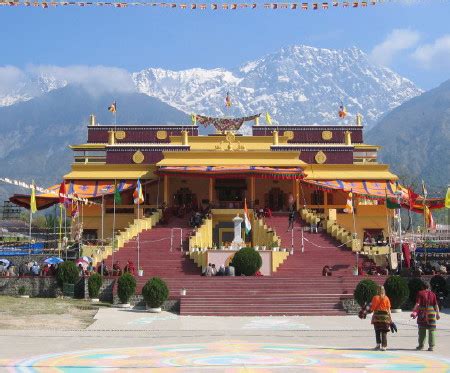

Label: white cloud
[27,65,136,95]
[370,29,421,66]
[0,66,26,95]
[412,34,450,68]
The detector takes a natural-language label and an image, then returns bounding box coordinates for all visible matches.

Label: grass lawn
[0,296,110,330]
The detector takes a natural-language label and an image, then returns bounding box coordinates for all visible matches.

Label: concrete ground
[1,308,450,372]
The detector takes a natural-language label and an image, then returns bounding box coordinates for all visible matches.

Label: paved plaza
[0,308,449,372]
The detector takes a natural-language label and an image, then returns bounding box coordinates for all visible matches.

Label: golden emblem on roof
[283,130,294,140]
[322,130,333,141]
[132,150,145,164]
[156,130,168,140]
[115,131,126,140]
[315,151,327,164]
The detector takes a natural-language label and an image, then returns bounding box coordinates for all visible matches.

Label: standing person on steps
[411,281,440,351]
[287,209,295,231]
[370,285,392,351]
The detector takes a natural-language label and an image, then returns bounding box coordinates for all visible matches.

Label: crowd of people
[0,260,59,277]
[202,263,235,276]
[86,259,136,277]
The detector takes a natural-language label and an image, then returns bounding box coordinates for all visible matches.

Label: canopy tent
[156,166,304,179]
[302,179,444,210]
[9,179,135,211]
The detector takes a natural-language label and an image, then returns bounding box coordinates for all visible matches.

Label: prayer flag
[338,104,347,118]
[408,188,419,210]
[344,192,353,213]
[30,181,37,214]
[71,198,79,218]
[225,92,232,107]
[445,187,450,209]
[244,198,251,234]
[265,112,272,125]
[58,181,68,205]
[424,206,435,230]
[133,179,144,205]
[108,101,117,113]
[191,113,197,125]
[114,184,122,204]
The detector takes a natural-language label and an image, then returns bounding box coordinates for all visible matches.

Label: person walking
[287,210,295,231]
[411,281,440,351]
[370,285,392,351]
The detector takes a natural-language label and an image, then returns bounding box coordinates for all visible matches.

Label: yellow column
[250,177,255,206]
[273,130,279,145]
[209,178,214,203]
[163,175,169,205]
[324,191,328,207]
[295,179,300,210]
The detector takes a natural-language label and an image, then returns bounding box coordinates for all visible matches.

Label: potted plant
[354,279,378,307]
[18,285,29,298]
[142,277,169,313]
[117,272,136,308]
[88,273,103,302]
[384,275,409,312]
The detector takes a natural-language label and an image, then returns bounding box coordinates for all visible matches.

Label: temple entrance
[215,178,247,208]
[266,187,286,211]
[173,187,197,209]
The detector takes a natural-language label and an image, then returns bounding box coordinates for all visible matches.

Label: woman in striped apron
[411,281,440,351]
[370,285,392,351]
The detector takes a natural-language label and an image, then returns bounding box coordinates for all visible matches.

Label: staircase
[103,211,379,316]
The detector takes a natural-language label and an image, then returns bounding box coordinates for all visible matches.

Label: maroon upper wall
[105,146,188,164]
[87,125,199,144]
[271,146,354,164]
[253,125,363,144]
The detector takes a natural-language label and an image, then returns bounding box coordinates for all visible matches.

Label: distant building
[1,201,22,220]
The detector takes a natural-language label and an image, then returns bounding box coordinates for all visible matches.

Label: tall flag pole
[108,100,117,128]
[421,180,428,264]
[133,179,144,274]
[29,180,37,255]
[58,181,67,257]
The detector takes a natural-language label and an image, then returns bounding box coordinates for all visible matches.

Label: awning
[302,179,401,198]
[10,180,136,211]
[157,166,304,179]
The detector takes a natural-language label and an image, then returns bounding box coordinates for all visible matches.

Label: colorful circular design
[6,341,450,372]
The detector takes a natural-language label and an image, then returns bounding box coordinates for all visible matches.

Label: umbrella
[82,256,93,263]
[0,259,10,267]
[44,257,64,265]
[75,258,88,270]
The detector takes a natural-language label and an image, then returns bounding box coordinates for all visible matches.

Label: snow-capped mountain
[132,45,421,129]
[0,45,422,129]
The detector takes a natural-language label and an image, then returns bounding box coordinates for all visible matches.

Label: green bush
[384,275,409,309]
[142,277,169,308]
[117,273,136,304]
[354,279,378,307]
[408,277,425,305]
[18,286,26,296]
[230,247,262,276]
[431,275,449,297]
[88,273,103,299]
[56,261,79,287]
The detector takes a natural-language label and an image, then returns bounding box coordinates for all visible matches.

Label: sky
[1,1,450,90]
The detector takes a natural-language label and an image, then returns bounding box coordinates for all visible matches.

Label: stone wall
[0,276,60,297]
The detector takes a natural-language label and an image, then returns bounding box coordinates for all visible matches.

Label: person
[97,260,109,276]
[310,221,318,233]
[211,264,217,276]
[322,265,332,276]
[42,264,50,277]
[113,261,122,276]
[78,263,84,277]
[217,265,226,276]
[31,262,40,276]
[204,263,214,277]
[370,285,392,351]
[225,265,235,276]
[287,210,295,231]
[411,281,440,351]
[124,260,135,275]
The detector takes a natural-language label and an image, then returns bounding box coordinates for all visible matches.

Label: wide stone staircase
[103,211,382,316]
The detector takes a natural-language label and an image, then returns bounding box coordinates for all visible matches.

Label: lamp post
[395,191,403,271]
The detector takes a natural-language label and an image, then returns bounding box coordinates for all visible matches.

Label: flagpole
[28,206,32,257]
[137,184,140,275]
[395,191,403,271]
[112,179,117,271]
[101,194,104,252]
[422,182,427,265]
[59,204,63,258]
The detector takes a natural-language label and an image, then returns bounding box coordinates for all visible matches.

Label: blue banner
[0,243,44,256]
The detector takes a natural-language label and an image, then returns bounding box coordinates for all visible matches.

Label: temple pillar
[345,131,352,145]
[108,130,115,145]
[208,177,214,203]
[273,130,279,145]
[250,177,255,207]
[295,179,300,210]
[181,130,189,145]
[163,175,169,205]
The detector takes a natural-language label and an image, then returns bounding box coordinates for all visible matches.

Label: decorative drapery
[194,114,261,132]
[157,165,304,179]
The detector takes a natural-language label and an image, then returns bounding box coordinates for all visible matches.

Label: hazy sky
[1,1,450,89]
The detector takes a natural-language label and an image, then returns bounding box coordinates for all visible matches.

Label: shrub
[88,273,103,299]
[354,279,378,307]
[56,261,79,287]
[117,273,136,304]
[142,277,169,308]
[430,275,449,298]
[408,277,425,305]
[18,286,26,296]
[230,247,262,276]
[384,275,409,309]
